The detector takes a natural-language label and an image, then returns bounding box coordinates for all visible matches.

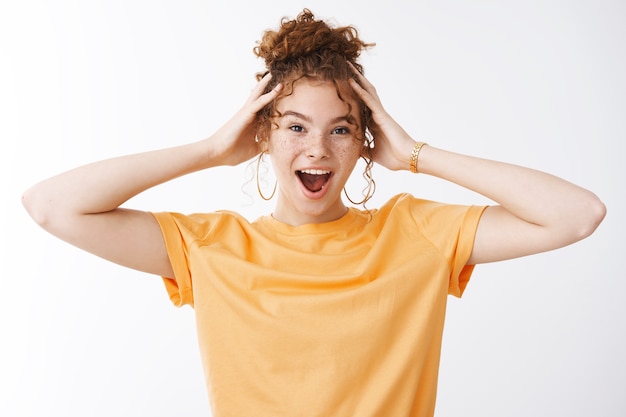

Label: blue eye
[290,125,304,132]
[333,127,350,135]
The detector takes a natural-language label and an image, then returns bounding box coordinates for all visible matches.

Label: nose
[306,132,329,160]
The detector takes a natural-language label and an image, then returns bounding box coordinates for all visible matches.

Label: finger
[349,78,378,110]
[348,61,376,92]
[255,82,283,109]
[248,72,273,101]
[244,74,282,114]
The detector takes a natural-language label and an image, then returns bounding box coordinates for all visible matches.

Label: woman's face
[266,78,363,226]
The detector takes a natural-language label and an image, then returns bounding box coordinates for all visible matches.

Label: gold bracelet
[409,141,427,173]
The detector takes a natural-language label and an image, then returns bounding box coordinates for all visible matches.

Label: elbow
[22,185,53,229]
[573,192,607,241]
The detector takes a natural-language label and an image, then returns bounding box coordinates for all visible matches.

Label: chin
[297,198,346,222]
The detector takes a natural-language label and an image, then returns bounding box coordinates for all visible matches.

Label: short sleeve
[448,205,487,297]
[150,212,197,307]
[406,196,488,297]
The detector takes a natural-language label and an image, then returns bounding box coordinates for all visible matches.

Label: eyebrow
[282,110,352,125]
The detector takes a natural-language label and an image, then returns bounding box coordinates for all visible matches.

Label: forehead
[276,79,359,121]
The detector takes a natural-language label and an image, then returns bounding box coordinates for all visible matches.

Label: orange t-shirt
[152,193,487,417]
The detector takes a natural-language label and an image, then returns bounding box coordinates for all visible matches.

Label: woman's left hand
[349,63,605,264]
[349,65,416,171]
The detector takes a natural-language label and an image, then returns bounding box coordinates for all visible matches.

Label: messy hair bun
[254,8,373,83]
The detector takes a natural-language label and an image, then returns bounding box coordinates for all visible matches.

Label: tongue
[300,173,328,192]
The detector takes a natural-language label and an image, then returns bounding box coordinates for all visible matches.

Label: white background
[1,0,624,416]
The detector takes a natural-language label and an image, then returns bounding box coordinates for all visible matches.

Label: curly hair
[253,9,377,205]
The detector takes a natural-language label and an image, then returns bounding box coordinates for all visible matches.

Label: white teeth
[299,169,330,175]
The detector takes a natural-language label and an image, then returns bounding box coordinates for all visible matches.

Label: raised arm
[416,146,605,264]
[22,74,283,277]
[349,68,606,265]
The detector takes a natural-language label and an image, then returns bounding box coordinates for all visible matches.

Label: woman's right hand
[22,74,282,278]
[209,73,283,166]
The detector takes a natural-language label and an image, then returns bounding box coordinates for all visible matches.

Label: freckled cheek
[269,136,300,153]
[268,137,302,177]
[336,143,362,164]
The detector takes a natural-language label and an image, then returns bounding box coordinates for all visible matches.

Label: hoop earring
[343,155,376,205]
[343,181,375,205]
[256,152,277,201]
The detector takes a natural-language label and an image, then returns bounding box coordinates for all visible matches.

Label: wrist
[409,141,428,173]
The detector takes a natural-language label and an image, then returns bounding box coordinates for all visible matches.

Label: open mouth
[297,169,332,193]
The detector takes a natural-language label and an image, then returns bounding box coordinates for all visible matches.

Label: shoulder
[373,193,453,220]
[371,193,487,236]
[152,210,253,240]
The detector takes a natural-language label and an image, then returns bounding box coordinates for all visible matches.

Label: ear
[360,135,374,159]
[257,136,269,153]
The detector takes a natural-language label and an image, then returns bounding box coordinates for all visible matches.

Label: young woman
[22,9,605,417]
